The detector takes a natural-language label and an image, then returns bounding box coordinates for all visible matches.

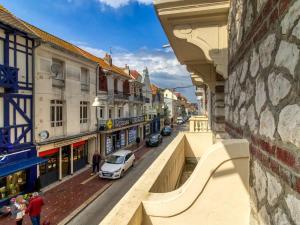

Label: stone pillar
[59,147,62,180]
[70,144,74,175]
[212,74,225,133]
[207,88,212,130]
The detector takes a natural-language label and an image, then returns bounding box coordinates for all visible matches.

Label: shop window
[50,100,63,127]
[80,101,89,124]
[0,171,26,201]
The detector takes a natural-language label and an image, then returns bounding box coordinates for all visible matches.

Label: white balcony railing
[189,116,210,132]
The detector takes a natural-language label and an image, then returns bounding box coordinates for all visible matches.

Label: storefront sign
[106,136,113,155]
[131,116,145,124]
[114,118,130,128]
[128,127,137,144]
[106,119,113,130]
[39,148,59,157]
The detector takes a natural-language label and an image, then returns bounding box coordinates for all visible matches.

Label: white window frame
[80,101,89,124]
[50,100,63,127]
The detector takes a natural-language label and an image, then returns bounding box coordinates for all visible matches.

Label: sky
[1,0,196,102]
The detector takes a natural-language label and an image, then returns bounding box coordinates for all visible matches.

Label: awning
[0,157,48,177]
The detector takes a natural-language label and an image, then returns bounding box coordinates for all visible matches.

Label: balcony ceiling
[154,0,230,80]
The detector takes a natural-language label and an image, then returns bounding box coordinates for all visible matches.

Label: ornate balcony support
[0,64,18,91]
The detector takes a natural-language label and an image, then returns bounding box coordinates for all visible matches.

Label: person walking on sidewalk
[11,195,26,225]
[26,192,44,225]
[91,151,101,175]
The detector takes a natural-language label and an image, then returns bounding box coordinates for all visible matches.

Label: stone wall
[226,0,300,224]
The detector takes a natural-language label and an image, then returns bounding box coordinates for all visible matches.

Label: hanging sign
[106,136,113,155]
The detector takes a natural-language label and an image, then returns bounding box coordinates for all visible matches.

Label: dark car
[161,126,172,136]
[146,134,163,147]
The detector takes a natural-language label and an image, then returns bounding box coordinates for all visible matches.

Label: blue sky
[1,0,196,102]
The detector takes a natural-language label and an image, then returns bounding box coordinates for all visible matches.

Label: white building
[163,89,178,123]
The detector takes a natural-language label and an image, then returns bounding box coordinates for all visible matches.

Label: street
[67,125,186,225]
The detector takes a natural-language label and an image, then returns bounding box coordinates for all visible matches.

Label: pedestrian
[11,195,26,225]
[26,192,44,225]
[91,151,101,175]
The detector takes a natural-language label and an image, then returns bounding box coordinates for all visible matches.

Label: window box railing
[0,64,18,91]
[52,78,65,88]
[81,83,89,91]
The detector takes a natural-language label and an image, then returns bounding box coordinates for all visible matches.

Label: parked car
[146,133,163,147]
[177,116,184,124]
[99,150,135,179]
[161,126,172,136]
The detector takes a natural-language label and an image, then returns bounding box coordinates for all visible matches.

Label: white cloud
[97,0,153,8]
[79,44,196,102]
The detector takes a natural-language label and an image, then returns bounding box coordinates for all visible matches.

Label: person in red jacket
[26,192,44,225]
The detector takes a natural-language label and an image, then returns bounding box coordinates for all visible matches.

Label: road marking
[80,174,97,185]
[58,182,112,225]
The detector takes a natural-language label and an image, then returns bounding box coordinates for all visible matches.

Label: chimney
[124,64,130,75]
[104,53,112,66]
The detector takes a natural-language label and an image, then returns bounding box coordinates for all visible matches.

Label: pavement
[0,124,183,225]
[67,125,183,225]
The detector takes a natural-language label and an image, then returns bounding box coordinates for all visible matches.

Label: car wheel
[132,160,135,167]
[120,170,125,178]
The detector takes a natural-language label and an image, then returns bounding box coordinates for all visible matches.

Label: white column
[70,144,74,175]
[207,88,212,130]
[59,147,62,180]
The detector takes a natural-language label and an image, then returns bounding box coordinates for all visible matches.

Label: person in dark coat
[91,151,101,175]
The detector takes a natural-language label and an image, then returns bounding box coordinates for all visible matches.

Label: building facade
[0,7,46,205]
[163,89,178,124]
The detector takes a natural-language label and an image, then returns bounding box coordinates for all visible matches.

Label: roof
[150,84,159,95]
[130,70,142,80]
[0,4,130,78]
[0,5,37,37]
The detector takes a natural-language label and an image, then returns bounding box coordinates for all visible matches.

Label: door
[124,153,133,170]
[61,146,70,178]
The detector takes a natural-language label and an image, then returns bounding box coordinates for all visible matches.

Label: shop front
[0,147,46,206]
[128,126,138,144]
[105,130,126,155]
[73,141,88,172]
[38,135,96,188]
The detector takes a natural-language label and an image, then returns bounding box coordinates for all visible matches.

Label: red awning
[39,148,59,157]
[73,140,87,148]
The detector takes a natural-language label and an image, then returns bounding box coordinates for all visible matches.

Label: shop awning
[0,157,48,177]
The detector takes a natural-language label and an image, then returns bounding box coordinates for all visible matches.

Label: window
[52,58,64,80]
[81,68,89,84]
[99,107,104,119]
[0,171,27,201]
[50,100,63,127]
[108,109,112,119]
[80,101,89,124]
[118,108,122,118]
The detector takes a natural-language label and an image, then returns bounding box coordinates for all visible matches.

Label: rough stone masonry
[226,0,300,224]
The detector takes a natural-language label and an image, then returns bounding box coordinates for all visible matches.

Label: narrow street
[67,125,186,225]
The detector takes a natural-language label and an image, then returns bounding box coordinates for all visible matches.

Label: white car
[99,150,135,179]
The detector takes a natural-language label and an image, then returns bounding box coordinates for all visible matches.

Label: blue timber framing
[0,21,39,206]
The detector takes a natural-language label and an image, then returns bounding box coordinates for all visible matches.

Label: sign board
[120,131,126,147]
[106,136,113,155]
[128,127,137,144]
[106,119,113,130]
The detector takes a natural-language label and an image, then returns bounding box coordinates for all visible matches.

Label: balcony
[0,64,18,90]
[189,116,210,132]
[52,78,65,88]
[108,90,130,102]
[100,131,250,225]
[98,115,145,131]
[130,95,144,103]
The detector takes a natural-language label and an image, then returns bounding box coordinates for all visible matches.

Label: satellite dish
[51,63,62,77]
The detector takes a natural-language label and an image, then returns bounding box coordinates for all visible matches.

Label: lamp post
[92,97,102,156]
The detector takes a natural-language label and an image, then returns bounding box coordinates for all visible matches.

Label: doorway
[61,146,71,178]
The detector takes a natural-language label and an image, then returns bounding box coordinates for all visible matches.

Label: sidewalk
[0,141,151,225]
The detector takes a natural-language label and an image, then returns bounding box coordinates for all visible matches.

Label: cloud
[78,44,196,102]
[96,0,153,9]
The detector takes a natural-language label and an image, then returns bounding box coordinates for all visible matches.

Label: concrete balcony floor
[100,131,250,225]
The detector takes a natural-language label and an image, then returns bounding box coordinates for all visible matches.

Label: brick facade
[227,0,300,224]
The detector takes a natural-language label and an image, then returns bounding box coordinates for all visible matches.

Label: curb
[58,182,112,225]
